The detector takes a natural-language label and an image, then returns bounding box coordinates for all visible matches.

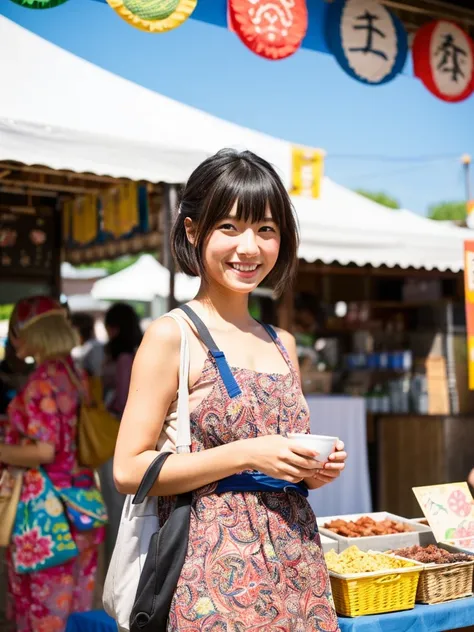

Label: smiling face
[172,149,299,296]
[189,201,281,295]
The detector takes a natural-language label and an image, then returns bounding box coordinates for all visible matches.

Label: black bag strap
[179,305,241,399]
[129,454,192,632]
[179,304,220,353]
[132,452,172,505]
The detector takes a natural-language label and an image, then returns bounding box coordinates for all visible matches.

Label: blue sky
[2,0,474,214]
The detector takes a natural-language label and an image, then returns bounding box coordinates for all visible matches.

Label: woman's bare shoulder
[273,327,296,349]
[137,313,182,358]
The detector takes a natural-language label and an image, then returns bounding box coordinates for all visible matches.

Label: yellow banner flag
[101,183,138,238]
[290,147,325,199]
[72,195,98,245]
[62,199,74,242]
[464,241,474,389]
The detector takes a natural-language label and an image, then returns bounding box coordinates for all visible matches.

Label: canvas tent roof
[60,262,106,280]
[296,179,471,272]
[1,15,471,274]
[0,16,292,185]
[91,255,200,302]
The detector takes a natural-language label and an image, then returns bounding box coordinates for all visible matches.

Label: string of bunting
[8,0,474,101]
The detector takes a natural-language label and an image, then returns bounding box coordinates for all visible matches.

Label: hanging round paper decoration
[106,0,197,33]
[325,0,408,85]
[413,20,474,103]
[8,0,69,8]
[228,0,308,61]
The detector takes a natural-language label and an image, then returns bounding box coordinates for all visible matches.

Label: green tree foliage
[355,189,400,209]
[428,201,467,221]
[0,304,14,322]
[79,254,142,275]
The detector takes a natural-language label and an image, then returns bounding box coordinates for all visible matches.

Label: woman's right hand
[241,435,321,483]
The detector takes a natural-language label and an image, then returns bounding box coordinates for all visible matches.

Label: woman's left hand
[304,440,347,490]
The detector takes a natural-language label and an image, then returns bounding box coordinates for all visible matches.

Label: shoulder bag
[103,312,192,632]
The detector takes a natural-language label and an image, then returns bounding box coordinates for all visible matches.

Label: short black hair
[171,149,299,296]
[105,302,143,360]
[71,312,95,342]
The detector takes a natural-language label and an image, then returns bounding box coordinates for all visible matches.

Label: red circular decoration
[413,20,474,102]
[229,0,308,61]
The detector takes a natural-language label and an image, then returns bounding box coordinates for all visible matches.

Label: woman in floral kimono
[0,296,105,632]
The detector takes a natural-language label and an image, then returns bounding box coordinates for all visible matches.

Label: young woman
[114,149,347,631]
[0,296,104,632]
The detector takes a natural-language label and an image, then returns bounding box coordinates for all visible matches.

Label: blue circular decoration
[325,0,408,85]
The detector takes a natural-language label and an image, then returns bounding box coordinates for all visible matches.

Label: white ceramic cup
[288,433,339,465]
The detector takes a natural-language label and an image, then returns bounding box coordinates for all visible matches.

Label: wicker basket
[329,558,423,617]
[415,561,474,605]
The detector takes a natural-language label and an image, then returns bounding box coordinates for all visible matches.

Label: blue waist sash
[215,472,308,497]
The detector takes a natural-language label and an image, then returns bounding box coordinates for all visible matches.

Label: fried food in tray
[391,544,474,565]
[324,516,414,538]
[325,546,417,575]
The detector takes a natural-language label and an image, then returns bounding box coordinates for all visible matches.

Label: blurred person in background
[0,296,105,632]
[0,339,32,417]
[71,312,104,377]
[100,302,142,564]
[0,308,36,416]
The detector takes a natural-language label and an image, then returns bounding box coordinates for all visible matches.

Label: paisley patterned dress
[163,334,340,632]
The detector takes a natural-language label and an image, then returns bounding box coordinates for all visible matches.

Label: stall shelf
[64,600,474,632]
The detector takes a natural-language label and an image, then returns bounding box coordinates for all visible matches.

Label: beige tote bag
[103,313,191,632]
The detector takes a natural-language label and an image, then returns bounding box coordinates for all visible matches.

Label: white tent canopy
[91,255,200,302]
[295,179,471,272]
[0,16,291,185]
[1,15,470,273]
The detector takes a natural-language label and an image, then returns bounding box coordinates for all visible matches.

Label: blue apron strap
[216,472,309,497]
[179,305,242,399]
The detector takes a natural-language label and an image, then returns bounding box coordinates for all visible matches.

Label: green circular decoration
[8,0,69,8]
[106,0,196,33]
[122,0,179,20]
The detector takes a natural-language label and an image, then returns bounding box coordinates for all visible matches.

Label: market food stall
[282,181,474,521]
[65,483,474,632]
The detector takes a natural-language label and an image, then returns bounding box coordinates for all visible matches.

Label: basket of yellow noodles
[325,546,423,617]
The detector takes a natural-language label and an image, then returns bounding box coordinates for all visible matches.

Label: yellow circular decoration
[106,0,197,32]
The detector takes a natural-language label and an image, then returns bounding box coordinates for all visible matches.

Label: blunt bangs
[171,149,299,296]
[201,157,290,231]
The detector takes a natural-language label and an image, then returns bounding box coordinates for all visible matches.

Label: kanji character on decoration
[413,20,474,102]
[106,0,197,33]
[325,0,408,85]
[228,0,308,61]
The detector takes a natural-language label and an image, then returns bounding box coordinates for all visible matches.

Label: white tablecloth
[305,395,372,518]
